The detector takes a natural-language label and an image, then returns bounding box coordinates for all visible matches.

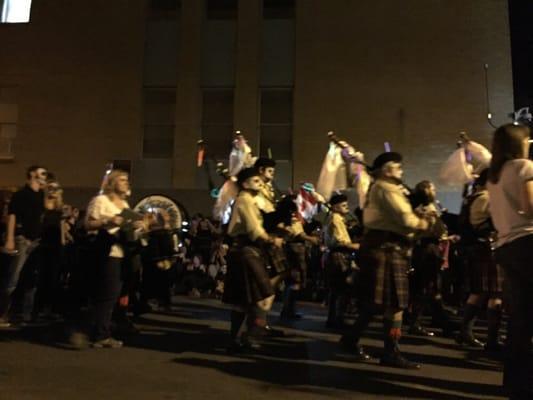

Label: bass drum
[133,194,189,231]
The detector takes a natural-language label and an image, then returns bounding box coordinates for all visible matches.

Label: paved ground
[0,297,505,400]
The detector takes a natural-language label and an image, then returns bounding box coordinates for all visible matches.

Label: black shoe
[408,324,435,337]
[339,337,372,361]
[455,333,485,348]
[264,325,285,337]
[380,352,421,369]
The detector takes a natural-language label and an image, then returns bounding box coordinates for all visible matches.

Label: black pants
[93,257,123,341]
[36,244,63,313]
[495,235,533,399]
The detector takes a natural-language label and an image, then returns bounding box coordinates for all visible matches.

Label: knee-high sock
[383,311,403,353]
[462,303,480,337]
[343,302,375,344]
[247,305,267,332]
[230,310,246,341]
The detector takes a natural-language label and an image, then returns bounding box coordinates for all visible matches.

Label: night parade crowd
[0,123,532,399]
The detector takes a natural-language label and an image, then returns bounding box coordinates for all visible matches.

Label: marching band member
[324,193,360,328]
[408,180,453,337]
[457,169,503,350]
[222,167,283,352]
[339,152,435,369]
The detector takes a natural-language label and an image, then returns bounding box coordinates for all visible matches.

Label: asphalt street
[0,297,505,400]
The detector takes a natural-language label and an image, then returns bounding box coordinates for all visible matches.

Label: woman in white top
[85,170,138,348]
[487,123,533,399]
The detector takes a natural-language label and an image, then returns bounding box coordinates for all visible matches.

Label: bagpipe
[316,131,372,210]
[439,131,491,187]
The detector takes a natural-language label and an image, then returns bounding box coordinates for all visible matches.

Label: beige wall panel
[0,0,145,188]
[0,104,18,122]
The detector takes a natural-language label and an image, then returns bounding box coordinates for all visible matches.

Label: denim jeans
[92,257,123,341]
[0,236,40,320]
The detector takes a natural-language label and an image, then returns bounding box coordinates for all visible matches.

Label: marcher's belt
[328,247,354,254]
[364,229,412,247]
[230,235,256,247]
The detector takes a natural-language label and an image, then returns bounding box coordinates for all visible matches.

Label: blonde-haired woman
[85,170,140,348]
[487,123,533,399]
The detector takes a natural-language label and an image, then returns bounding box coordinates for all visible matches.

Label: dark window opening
[207,0,237,20]
[263,0,294,19]
[148,0,181,19]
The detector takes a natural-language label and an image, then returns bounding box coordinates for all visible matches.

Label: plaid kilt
[286,242,307,286]
[222,244,274,306]
[466,242,503,295]
[263,243,289,277]
[358,231,411,310]
[325,250,353,292]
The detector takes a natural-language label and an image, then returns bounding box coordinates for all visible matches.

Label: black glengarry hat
[254,157,276,169]
[237,167,260,186]
[329,193,348,206]
[371,152,402,171]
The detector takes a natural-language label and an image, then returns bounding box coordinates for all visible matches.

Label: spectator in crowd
[207,240,228,298]
[0,166,47,327]
[36,176,65,319]
[182,254,210,297]
[487,123,533,399]
[189,214,220,265]
[85,169,145,348]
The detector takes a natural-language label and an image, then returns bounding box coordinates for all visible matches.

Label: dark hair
[488,124,530,184]
[411,180,434,207]
[26,165,45,179]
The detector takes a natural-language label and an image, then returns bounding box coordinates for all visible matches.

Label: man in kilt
[324,193,360,329]
[456,169,504,351]
[222,167,284,352]
[253,157,290,335]
[408,180,453,337]
[279,196,322,320]
[339,152,435,369]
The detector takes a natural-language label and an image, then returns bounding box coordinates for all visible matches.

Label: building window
[1,0,32,23]
[0,123,16,160]
[207,0,237,20]
[142,88,176,159]
[259,89,292,160]
[263,0,294,19]
[201,89,234,159]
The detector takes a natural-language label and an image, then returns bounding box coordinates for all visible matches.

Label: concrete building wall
[293,0,513,202]
[0,0,513,214]
[0,0,145,187]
